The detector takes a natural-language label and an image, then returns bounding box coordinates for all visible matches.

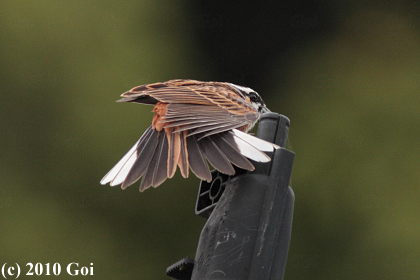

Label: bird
[100,79,279,192]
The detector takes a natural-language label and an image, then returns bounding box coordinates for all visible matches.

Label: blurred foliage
[1,0,419,279]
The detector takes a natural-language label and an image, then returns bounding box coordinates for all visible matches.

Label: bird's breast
[152,102,168,131]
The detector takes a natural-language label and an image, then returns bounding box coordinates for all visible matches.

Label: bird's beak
[261,106,271,113]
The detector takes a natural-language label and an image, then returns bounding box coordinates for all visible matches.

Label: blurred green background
[1,0,419,279]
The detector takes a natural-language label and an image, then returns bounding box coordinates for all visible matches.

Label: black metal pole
[167,113,295,280]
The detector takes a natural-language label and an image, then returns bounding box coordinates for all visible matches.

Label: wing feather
[210,134,255,171]
[150,131,169,189]
[118,80,259,138]
[100,139,140,186]
[231,129,280,151]
[100,126,154,186]
[121,128,159,189]
[229,132,271,163]
[140,131,166,191]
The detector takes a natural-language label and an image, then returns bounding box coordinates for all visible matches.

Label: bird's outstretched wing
[101,80,278,191]
[118,79,259,135]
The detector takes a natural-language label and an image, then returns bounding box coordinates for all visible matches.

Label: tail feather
[198,137,235,175]
[167,129,181,178]
[178,130,189,178]
[186,135,212,182]
[101,126,278,190]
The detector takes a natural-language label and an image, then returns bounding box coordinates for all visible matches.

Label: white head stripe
[228,83,256,95]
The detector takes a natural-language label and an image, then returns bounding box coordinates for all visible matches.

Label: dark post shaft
[191,113,295,280]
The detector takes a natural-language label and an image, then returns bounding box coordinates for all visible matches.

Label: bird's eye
[249,92,260,103]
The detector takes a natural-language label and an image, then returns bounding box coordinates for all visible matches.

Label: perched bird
[100,79,279,192]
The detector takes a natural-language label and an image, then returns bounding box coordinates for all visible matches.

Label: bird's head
[228,83,270,114]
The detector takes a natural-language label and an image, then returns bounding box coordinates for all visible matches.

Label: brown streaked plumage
[101,79,279,192]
